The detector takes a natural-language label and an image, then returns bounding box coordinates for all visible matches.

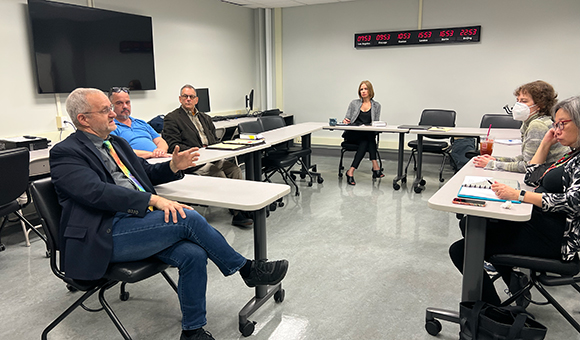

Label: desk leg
[244,151,262,182]
[238,207,284,336]
[392,132,406,190]
[424,215,486,335]
[413,134,426,193]
[462,215,486,301]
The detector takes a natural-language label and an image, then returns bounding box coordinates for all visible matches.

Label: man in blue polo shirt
[109,87,170,159]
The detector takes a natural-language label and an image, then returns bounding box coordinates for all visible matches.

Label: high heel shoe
[346,174,356,185]
[372,169,385,178]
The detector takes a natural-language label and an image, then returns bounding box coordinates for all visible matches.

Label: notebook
[397,124,432,130]
[457,176,521,203]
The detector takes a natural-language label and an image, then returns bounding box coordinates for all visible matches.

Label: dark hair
[513,80,557,117]
[358,80,374,100]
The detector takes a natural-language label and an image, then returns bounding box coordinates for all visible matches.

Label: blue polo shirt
[111,117,160,152]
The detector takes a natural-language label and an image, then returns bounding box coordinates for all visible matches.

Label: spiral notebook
[457,176,521,203]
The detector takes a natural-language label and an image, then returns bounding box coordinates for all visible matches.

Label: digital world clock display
[354,25,481,48]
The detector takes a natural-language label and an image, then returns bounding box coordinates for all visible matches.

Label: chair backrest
[0,147,30,206]
[479,113,522,129]
[30,178,61,256]
[418,109,456,127]
[259,116,286,131]
[238,120,264,134]
[147,114,164,133]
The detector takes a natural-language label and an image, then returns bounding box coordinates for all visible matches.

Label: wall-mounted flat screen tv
[27,0,156,94]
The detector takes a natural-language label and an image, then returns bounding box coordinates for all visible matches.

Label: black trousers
[343,130,378,169]
[448,207,566,305]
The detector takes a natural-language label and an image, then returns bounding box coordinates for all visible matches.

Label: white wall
[0,0,257,141]
[281,0,580,145]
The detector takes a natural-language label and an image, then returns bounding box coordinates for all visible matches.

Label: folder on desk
[457,176,521,203]
[223,138,265,145]
[397,124,432,130]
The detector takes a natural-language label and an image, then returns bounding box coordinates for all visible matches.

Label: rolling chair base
[425,307,460,336]
[238,283,285,337]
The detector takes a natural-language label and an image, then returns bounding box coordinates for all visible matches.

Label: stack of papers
[240,133,264,140]
[223,139,265,145]
[428,127,453,132]
[458,176,520,202]
[495,139,522,145]
[372,121,387,127]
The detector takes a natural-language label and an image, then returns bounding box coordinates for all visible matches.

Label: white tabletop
[428,158,533,221]
[155,175,291,211]
[408,127,521,139]
[322,124,409,133]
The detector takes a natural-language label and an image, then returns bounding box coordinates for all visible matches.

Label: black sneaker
[232,211,253,228]
[180,328,215,340]
[243,259,288,287]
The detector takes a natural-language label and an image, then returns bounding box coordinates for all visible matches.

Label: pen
[487,179,493,185]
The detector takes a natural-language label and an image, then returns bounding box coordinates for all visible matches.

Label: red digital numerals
[418,31,432,39]
[357,35,372,43]
[439,30,454,37]
[460,28,477,36]
[397,32,411,40]
[375,34,390,41]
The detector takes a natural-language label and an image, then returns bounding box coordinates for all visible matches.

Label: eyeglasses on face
[109,87,130,96]
[84,105,114,115]
[181,94,197,100]
[552,119,573,131]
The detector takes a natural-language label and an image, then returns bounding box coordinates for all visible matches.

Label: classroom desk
[408,127,521,193]
[322,124,410,189]
[155,175,291,336]
[29,148,50,178]
[424,155,533,335]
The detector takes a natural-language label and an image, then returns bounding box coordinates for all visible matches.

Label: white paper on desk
[372,121,386,127]
[495,139,522,145]
[457,176,521,203]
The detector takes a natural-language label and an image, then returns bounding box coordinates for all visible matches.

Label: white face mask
[512,102,537,121]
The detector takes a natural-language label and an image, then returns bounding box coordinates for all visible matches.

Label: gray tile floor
[0,152,579,339]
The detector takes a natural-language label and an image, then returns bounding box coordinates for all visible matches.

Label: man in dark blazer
[163,84,252,227]
[51,88,288,340]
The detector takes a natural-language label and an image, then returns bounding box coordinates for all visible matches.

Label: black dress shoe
[372,169,385,178]
[181,328,215,340]
[346,174,356,185]
[242,259,289,287]
[232,212,253,228]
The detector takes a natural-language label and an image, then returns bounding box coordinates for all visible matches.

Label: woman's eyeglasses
[552,119,573,131]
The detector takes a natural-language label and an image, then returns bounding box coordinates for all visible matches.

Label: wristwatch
[518,190,526,202]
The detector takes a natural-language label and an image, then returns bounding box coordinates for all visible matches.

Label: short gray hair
[180,84,196,95]
[65,88,104,127]
[552,96,580,147]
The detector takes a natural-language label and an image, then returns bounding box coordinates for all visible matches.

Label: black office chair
[405,109,456,183]
[238,119,301,196]
[464,113,523,159]
[338,132,383,178]
[30,178,178,340]
[488,254,580,333]
[259,116,324,186]
[0,147,47,252]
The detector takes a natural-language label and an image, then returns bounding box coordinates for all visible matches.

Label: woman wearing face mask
[473,80,569,172]
[450,96,580,305]
[341,80,383,185]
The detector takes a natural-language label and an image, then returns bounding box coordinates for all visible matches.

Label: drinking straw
[486,124,492,138]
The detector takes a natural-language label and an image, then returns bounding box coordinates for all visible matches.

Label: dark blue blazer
[50,131,182,280]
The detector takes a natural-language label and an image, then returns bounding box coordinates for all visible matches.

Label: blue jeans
[110,209,247,330]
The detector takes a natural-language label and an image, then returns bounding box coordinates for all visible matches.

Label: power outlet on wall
[56,115,67,130]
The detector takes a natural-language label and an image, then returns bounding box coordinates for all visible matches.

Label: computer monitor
[245,89,254,112]
[195,88,210,113]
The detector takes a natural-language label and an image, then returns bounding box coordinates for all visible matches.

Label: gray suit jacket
[344,99,381,124]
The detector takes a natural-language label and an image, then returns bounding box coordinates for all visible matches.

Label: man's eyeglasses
[552,119,573,131]
[181,94,197,100]
[109,87,130,96]
[84,105,114,115]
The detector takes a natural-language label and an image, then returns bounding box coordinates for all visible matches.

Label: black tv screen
[27,0,156,94]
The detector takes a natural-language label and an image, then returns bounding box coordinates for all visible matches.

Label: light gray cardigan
[344,99,381,124]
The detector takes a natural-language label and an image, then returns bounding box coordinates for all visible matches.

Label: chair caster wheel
[338,173,343,178]
[274,289,285,302]
[393,183,400,190]
[278,201,284,208]
[414,186,423,193]
[300,173,306,179]
[120,291,130,301]
[308,182,313,187]
[425,319,442,336]
[240,320,256,337]
[439,177,445,183]
[269,203,277,211]
[317,177,324,184]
